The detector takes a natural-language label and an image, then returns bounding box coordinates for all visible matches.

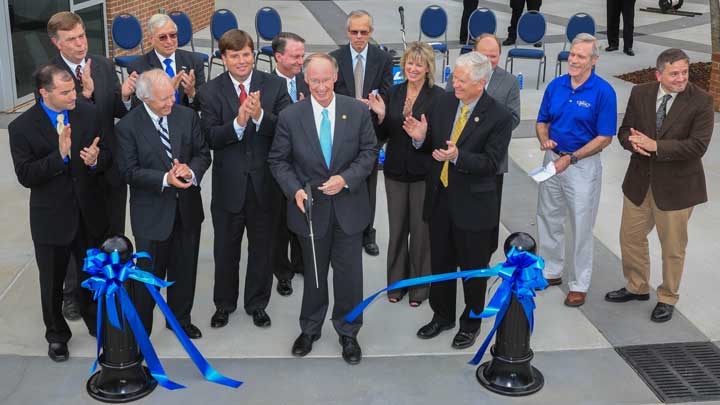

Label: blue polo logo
[392,66,403,85]
[576,100,591,108]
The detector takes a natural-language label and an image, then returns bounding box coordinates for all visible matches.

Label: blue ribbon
[81,249,242,390]
[344,248,546,365]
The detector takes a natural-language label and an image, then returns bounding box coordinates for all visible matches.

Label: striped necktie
[157,117,173,165]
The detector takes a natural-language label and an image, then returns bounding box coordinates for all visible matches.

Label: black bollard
[87,235,157,403]
[476,232,544,396]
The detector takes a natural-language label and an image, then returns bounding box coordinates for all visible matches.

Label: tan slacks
[619,188,693,305]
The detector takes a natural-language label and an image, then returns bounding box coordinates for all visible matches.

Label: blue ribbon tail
[118,288,185,390]
[344,268,499,323]
[146,285,243,388]
[89,293,103,375]
[468,296,512,366]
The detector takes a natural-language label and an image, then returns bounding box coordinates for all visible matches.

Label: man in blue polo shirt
[535,33,617,307]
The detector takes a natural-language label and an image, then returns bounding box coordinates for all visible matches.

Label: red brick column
[105,0,214,57]
[710,52,720,112]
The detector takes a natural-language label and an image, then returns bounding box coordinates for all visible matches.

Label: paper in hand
[529,161,556,183]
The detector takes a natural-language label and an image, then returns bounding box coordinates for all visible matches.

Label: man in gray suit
[269,53,377,365]
[447,34,520,245]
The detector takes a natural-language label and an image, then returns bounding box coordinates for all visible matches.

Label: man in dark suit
[330,10,393,257]
[10,65,107,361]
[606,0,637,56]
[605,49,714,322]
[405,52,512,349]
[270,32,309,297]
[503,0,542,46]
[198,29,291,330]
[47,11,137,321]
[127,13,205,110]
[116,69,211,339]
[269,53,377,365]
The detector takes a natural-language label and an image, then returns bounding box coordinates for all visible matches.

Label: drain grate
[617,342,720,403]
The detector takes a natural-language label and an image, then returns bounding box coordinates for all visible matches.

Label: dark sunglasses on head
[349,30,369,36]
[158,32,178,41]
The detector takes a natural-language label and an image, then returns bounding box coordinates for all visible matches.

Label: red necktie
[75,65,83,86]
[239,84,247,105]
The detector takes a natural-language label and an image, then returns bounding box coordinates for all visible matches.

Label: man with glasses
[330,10,393,257]
[127,13,205,110]
[269,53,377,365]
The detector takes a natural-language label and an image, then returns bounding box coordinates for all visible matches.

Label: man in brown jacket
[605,48,714,322]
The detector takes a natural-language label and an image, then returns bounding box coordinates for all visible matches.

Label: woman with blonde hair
[368,42,443,307]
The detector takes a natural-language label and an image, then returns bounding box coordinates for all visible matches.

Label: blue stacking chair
[460,8,496,55]
[169,11,210,77]
[111,14,143,80]
[419,5,449,75]
[504,11,547,89]
[209,9,238,77]
[255,7,282,70]
[555,13,596,77]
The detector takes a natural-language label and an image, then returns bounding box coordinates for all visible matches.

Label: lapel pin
[473,116,479,123]
[342,114,347,120]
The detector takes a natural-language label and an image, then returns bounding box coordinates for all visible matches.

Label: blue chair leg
[543,56,547,82]
[536,59,541,90]
[208,58,213,79]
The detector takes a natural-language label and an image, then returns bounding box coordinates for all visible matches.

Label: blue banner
[82,249,242,390]
[345,248,546,365]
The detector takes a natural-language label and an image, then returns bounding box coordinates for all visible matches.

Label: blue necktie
[319,109,332,168]
[289,79,297,103]
[163,58,180,104]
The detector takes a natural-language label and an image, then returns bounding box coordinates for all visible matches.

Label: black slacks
[212,180,273,314]
[460,0,480,42]
[34,219,97,343]
[507,0,542,39]
[428,189,495,333]
[298,206,364,338]
[607,0,636,49]
[135,207,201,335]
[271,182,304,282]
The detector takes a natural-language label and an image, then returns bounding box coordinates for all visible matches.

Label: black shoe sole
[452,337,478,349]
[604,294,650,303]
[651,315,672,323]
[292,335,320,357]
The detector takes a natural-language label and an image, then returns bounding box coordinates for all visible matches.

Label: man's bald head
[474,34,501,69]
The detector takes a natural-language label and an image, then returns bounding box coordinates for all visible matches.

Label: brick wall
[105,0,214,56]
[711,53,720,111]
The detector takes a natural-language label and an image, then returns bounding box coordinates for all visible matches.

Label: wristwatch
[569,154,578,165]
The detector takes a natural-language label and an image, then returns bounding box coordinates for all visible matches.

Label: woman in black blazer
[368,42,444,306]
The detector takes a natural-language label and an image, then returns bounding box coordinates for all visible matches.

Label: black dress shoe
[62,300,81,321]
[292,333,320,357]
[364,242,380,256]
[451,330,479,349]
[89,328,97,338]
[604,288,650,303]
[339,336,362,365]
[623,48,635,56]
[502,38,516,46]
[48,342,69,362]
[167,322,202,339]
[605,45,619,52]
[252,309,271,327]
[533,41,542,48]
[211,309,230,328]
[417,320,455,339]
[277,279,293,296]
[651,303,674,323]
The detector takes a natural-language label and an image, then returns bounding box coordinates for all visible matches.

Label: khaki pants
[620,188,693,305]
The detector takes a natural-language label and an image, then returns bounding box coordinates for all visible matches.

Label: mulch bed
[615,62,711,91]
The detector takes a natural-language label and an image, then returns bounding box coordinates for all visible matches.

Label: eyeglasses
[157,32,178,42]
[308,78,334,86]
[349,30,370,37]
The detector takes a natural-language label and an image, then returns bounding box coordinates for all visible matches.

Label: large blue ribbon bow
[81,249,242,390]
[344,248,546,365]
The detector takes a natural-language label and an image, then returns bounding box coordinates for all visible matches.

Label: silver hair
[135,69,173,101]
[454,52,491,82]
[571,33,599,58]
[346,10,373,30]
[147,13,176,35]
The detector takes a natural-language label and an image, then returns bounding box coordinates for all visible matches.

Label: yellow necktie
[440,104,469,187]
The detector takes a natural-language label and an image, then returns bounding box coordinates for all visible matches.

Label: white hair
[346,10,373,30]
[454,52,491,82]
[571,33,599,58]
[147,13,176,35]
[135,69,172,100]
